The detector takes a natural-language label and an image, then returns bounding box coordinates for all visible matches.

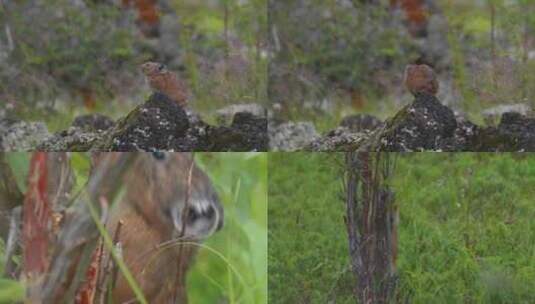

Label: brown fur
[404,64,439,96]
[98,153,222,303]
[140,62,189,106]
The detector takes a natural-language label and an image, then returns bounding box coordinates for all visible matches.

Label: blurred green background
[268,153,535,303]
[0,0,267,130]
[194,152,267,304]
[0,152,267,304]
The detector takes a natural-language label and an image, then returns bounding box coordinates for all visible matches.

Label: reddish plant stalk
[22,152,51,278]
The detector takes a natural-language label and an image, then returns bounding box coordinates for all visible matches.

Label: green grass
[0,277,25,304]
[192,153,267,304]
[268,153,354,303]
[282,93,404,133]
[268,153,535,304]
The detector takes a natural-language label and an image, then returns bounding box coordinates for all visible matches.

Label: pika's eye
[152,151,166,160]
[157,64,165,71]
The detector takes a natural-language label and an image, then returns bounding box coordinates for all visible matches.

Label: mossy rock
[94,93,190,151]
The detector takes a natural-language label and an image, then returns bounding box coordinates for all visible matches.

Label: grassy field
[0,152,267,304]
[268,153,535,304]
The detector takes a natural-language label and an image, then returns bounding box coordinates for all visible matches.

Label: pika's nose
[188,201,224,233]
[187,204,214,224]
[170,197,223,238]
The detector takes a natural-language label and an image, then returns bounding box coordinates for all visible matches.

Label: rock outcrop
[268,121,319,151]
[283,94,535,152]
[375,94,457,151]
[0,119,50,151]
[3,93,267,151]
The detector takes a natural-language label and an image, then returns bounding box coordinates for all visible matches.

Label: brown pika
[103,152,223,303]
[140,62,190,106]
[403,63,439,97]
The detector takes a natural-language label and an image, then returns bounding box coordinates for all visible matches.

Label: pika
[103,152,223,303]
[140,62,190,106]
[403,63,439,97]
